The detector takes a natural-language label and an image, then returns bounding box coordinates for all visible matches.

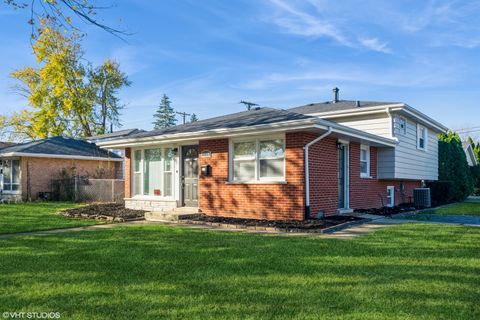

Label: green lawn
[0,224,479,319]
[0,202,101,234]
[422,201,480,216]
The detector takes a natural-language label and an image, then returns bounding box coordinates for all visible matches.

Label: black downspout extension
[304,205,310,220]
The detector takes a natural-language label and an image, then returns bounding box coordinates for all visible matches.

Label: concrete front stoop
[145,207,201,222]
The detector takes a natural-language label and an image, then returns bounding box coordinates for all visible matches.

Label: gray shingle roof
[0,142,16,149]
[126,107,314,139]
[0,136,121,159]
[86,129,145,141]
[288,100,400,114]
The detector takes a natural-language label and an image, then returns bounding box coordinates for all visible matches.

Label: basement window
[230,136,285,182]
[0,159,20,193]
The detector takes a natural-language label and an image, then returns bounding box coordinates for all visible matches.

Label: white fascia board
[390,105,448,132]
[0,152,123,161]
[96,118,322,149]
[315,125,397,147]
[304,104,405,118]
[305,103,448,133]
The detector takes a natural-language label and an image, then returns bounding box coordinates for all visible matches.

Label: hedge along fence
[52,177,124,203]
[438,132,474,202]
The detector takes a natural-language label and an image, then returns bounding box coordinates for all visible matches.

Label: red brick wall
[20,157,120,200]
[197,134,421,220]
[349,143,421,209]
[307,136,339,216]
[198,132,308,220]
[124,148,131,198]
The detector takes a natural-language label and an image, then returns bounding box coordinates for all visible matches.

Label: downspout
[304,126,332,219]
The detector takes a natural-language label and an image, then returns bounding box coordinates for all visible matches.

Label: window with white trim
[393,116,406,136]
[360,145,370,178]
[0,159,20,192]
[231,137,285,182]
[132,148,175,197]
[387,186,395,207]
[417,124,427,150]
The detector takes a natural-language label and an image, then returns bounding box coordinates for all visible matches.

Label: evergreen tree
[190,113,198,123]
[153,94,177,129]
[438,131,474,201]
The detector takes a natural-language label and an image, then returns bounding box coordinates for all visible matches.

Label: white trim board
[97,118,397,149]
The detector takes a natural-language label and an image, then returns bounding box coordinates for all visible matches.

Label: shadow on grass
[0,223,479,319]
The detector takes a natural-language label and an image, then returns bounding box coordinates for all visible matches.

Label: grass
[0,223,479,319]
[0,202,101,235]
[422,201,480,216]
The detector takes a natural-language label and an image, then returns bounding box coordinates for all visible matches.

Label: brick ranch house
[0,136,123,201]
[96,90,448,220]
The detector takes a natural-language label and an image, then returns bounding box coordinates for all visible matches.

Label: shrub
[438,132,474,201]
[426,180,455,206]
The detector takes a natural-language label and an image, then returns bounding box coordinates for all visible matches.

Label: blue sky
[0,0,479,134]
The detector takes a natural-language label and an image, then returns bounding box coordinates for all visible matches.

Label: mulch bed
[60,203,145,222]
[355,204,417,216]
[183,214,362,233]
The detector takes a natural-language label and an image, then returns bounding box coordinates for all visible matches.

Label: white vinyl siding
[334,114,393,138]
[319,112,440,181]
[375,116,438,180]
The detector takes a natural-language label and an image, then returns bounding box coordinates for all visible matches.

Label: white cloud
[359,38,392,53]
[266,0,395,54]
[267,0,351,46]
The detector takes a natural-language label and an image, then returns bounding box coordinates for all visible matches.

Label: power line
[176,111,192,125]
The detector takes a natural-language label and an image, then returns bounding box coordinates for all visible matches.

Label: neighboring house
[96,88,448,221]
[0,136,123,201]
[463,142,478,167]
[0,142,17,149]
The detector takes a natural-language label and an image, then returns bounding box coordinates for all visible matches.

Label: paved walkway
[466,196,480,203]
[392,213,480,227]
[1,213,479,240]
[0,221,147,239]
[324,214,414,239]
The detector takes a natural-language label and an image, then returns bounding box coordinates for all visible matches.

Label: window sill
[360,175,374,179]
[1,191,21,195]
[225,180,287,185]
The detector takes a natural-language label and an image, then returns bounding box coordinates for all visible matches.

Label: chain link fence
[51,177,124,203]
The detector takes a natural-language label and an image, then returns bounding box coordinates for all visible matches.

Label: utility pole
[240,100,259,111]
[176,111,192,125]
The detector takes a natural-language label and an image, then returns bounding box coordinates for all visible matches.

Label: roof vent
[356,100,360,107]
[332,87,339,103]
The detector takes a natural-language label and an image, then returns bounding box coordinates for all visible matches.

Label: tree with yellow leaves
[9,20,130,139]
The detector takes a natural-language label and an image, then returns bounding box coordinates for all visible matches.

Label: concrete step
[145,207,200,222]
